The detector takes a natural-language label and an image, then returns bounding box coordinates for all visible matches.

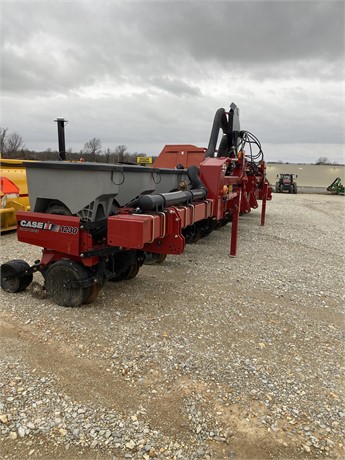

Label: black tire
[84,283,101,304]
[194,226,202,242]
[183,224,202,243]
[1,260,33,293]
[156,253,167,264]
[293,183,298,194]
[220,217,230,227]
[199,218,213,238]
[108,252,140,282]
[143,252,167,265]
[45,260,91,307]
[46,203,72,215]
[124,261,140,280]
[183,225,196,244]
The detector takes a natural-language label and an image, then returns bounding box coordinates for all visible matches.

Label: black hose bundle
[206,108,228,158]
[138,166,207,212]
[206,103,241,158]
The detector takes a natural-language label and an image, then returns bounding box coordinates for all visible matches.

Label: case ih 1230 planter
[1,103,272,307]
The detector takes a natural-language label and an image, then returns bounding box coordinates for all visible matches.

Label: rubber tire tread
[1,259,33,293]
[108,252,140,282]
[45,260,91,307]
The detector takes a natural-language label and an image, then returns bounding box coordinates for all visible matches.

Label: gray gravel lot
[0,193,344,460]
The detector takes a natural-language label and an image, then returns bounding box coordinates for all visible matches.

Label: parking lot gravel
[0,192,344,460]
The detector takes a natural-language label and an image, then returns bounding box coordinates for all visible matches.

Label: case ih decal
[19,219,62,232]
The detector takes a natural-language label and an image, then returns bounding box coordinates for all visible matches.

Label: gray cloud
[2,1,343,95]
[139,1,344,62]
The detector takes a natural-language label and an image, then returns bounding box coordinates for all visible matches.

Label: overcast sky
[1,0,344,163]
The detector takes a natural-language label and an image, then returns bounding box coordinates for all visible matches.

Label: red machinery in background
[1,102,272,307]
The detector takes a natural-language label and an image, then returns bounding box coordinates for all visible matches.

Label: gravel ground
[0,193,344,460]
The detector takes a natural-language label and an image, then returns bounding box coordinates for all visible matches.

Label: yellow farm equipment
[0,159,30,232]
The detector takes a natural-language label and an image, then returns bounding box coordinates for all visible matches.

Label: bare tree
[114,144,128,163]
[83,138,102,162]
[315,156,331,165]
[104,148,111,163]
[0,127,8,154]
[0,129,25,157]
[6,132,25,154]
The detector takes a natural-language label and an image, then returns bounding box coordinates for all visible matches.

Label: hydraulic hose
[187,165,208,194]
[138,189,206,212]
[137,167,208,211]
[217,135,229,157]
[206,108,228,157]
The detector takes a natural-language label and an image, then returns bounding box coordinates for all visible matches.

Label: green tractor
[275,174,298,194]
[327,177,344,195]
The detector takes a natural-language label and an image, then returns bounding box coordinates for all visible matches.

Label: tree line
[0,127,340,165]
[271,156,338,165]
[0,128,154,164]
